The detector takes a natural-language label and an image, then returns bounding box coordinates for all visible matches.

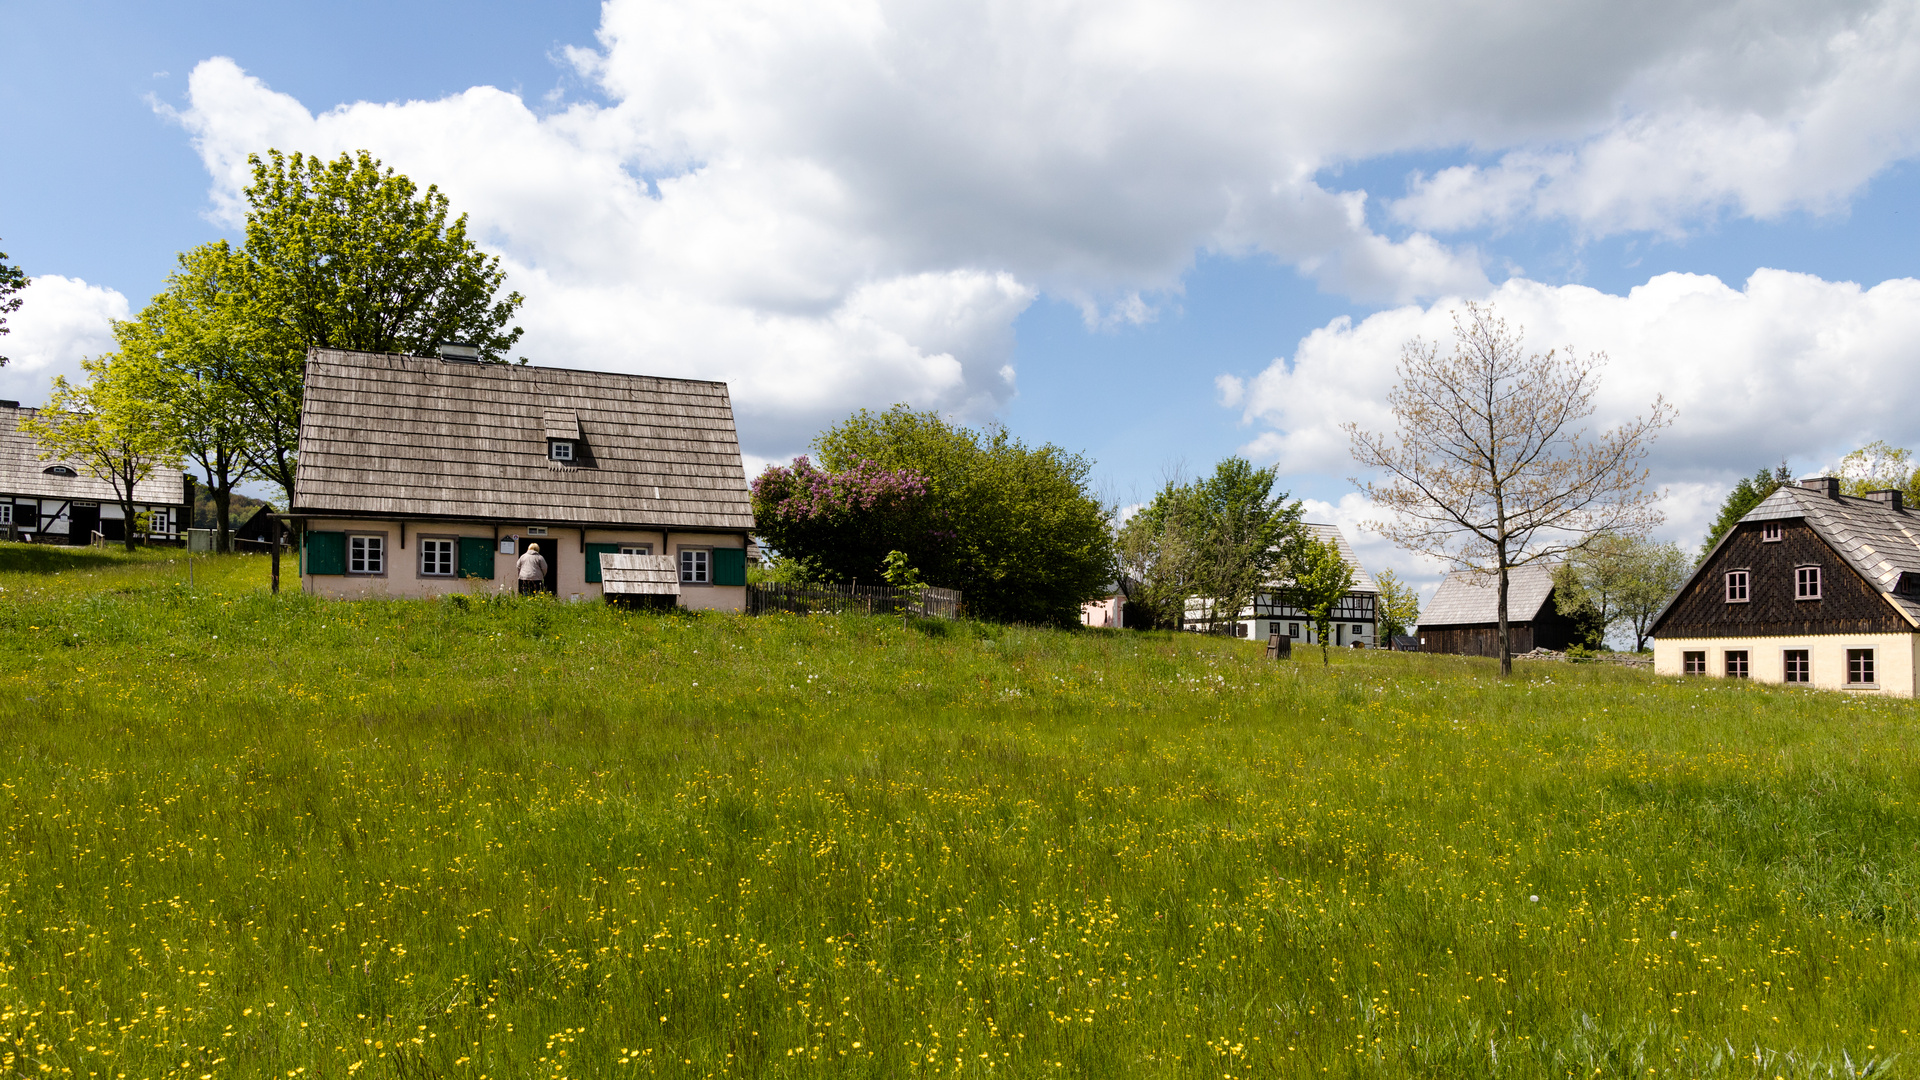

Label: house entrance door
[68,504,99,546]
[545,543,559,595]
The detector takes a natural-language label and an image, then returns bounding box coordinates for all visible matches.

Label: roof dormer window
[549,440,574,462]
[43,465,77,477]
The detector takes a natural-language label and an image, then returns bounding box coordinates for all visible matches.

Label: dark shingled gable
[293,349,754,530]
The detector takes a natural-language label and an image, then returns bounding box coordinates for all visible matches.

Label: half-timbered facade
[1650,478,1920,696]
[290,348,755,610]
[1416,562,1589,656]
[0,401,189,544]
[1185,524,1380,646]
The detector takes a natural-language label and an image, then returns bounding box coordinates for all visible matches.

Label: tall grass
[0,543,1915,1079]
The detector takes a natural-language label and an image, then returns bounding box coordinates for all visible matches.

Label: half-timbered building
[289,348,755,610]
[1650,477,1920,696]
[1185,523,1380,646]
[0,401,189,544]
[1416,562,1589,656]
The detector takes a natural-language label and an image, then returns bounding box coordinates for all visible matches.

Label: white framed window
[1795,565,1821,599]
[0,504,10,525]
[549,441,574,461]
[1724,570,1749,603]
[1683,650,1706,675]
[620,544,653,555]
[526,526,548,536]
[1289,623,1300,638]
[1352,624,1365,635]
[1848,648,1876,685]
[348,534,386,575]
[680,548,710,584]
[1762,521,1783,542]
[420,538,455,577]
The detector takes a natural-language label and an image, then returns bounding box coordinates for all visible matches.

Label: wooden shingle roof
[1418,562,1559,629]
[293,350,755,530]
[0,405,186,505]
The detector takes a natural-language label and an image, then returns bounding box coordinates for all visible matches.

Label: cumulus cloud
[0,276,130,408]
[157,0,1920,461]
[1236,270,1920,549]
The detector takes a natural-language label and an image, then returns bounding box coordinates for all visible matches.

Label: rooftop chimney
[437,342,481,362]
[1865,489,1905,512]
[0,399,18,409]
[1801,476,1840,500]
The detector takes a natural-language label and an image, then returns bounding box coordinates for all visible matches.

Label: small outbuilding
[1416,562,1588,656]
[289,348,755,609]
[0,400,190,544]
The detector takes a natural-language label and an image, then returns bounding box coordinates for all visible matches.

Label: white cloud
[1390,1,1920,235]
[0,276,130,408]
[1238,269,1920,550]
[1300,493,1453,601]
[157,0,1920,461]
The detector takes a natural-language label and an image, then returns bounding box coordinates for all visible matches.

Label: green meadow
[0,544,1915,1079]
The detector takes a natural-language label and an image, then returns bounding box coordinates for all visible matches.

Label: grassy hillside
[0,543,1915,1079]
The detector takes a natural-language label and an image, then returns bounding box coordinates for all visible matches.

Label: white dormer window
[549,440,574,461]
[1762,521,1782,541]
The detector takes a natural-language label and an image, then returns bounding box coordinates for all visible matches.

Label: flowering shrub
[751,456,944,583]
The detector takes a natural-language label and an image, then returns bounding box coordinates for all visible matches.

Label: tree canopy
[755,406,1115,625]
[1372,568,1420,642]
[1699,464,1792,557]
[1289,534,1355,665]
[1346,301,1670,676]
[0,240,27,367]
[1117,458,1303,631]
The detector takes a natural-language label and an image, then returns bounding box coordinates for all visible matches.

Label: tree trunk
[1497,555,1512,677]
[215,483,232,554]
[120,498,139,553]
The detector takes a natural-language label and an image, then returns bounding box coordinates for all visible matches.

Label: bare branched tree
[1344,302,1673,675]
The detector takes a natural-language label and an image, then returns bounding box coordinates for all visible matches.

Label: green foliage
[802,405,1116,625]
[1700,464,1792,556]
[1288,533,1355,665]
[17,352,183,551]
[220,150,526,501]
[1117,457,1303,631]
[0,239,26,366]
[1373,567,1421,641]
[0,548,1914,1077]
[117,242,260,547]
[1564,643,1594,661]
[881,549,922,589]
[1556,532,1694,651]
[1834,439,1920,503]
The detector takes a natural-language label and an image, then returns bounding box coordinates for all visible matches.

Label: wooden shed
[1415,563,1587,656]
[288,348,755,610]
[0,401,190,544]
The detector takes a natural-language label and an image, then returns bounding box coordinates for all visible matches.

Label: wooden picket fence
[748,581,963,620]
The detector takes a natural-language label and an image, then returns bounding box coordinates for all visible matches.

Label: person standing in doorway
[517,542,548,596]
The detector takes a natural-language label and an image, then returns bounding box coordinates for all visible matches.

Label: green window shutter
[712,546,747,586]
[584,543,623,584]
[459,537,495,580]
[305,531,346,576]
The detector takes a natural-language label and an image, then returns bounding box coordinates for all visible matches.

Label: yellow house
[288,347,754,611]
[1651,477,1920,696]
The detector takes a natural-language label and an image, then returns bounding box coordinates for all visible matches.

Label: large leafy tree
[751,457,937,584]
[1698,464,1792,557]
[1118,458,1304,632]
[19,352,183,552]
[227,149,525,501]
[763,405,1116,625]
[0,240,27,367]
[118,243,259,549]
[1553,532,1691,651]
[1346,302,1671,676]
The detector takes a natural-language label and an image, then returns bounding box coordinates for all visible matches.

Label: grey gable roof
[1303,523,1378,594]
[1,405,186,505]
[1418,562,1558,628]
[1653,483,1920,629]
[294,349,754,530]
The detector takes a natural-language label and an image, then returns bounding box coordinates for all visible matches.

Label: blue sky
[7,0,1920,588]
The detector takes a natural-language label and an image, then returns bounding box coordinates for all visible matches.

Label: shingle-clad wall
[1657,520,1908,638]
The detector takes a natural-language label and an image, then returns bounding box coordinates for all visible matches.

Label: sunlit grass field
[0,543,1915,1079]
